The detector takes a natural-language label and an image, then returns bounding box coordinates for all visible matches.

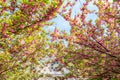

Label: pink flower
[3,0,6,2]
[20,18,23,22]
[20,40,25,45]
[2,34,8,38]
[106,0,108,2]
[101,20,106,24]
[19,25,24,29]
[37,78,41,80]
[2,23,7,33]
[108,18,112,23]
[51,36,57,42]
[54,28,59,34]
[81,14,85,22]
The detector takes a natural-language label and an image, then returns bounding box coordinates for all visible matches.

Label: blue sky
[43,0,98,34]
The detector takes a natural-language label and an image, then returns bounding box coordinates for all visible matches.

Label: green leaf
[116,19,120,23]
[113,0,117,2]
[68,62,74,67]
[110,78,118,80]
[90,78,102,80]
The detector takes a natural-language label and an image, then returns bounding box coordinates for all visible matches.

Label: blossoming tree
[0,0,63,79]
[0,0,120,79]
[53,0,120,79]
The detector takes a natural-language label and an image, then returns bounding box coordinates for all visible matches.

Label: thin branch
[92,37,117,58]
[75,41,117,58]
